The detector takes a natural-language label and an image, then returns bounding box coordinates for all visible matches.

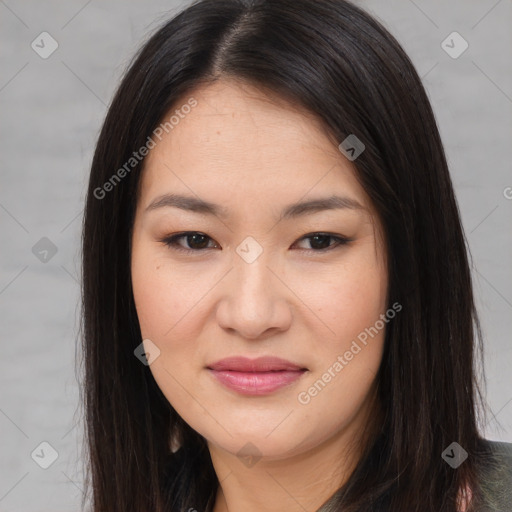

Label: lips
[206,356,308,395]
[207,356,307,372]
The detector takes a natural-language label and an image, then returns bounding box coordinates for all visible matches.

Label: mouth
[206,356,308,395]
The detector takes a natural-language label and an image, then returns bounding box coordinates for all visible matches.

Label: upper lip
[207,356,307,372]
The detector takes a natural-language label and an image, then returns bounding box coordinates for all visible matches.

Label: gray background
[1,0,511,510]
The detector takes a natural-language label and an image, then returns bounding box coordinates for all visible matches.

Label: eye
[160,231,351,254]
[292,233,352,251]
[160,232,220,253]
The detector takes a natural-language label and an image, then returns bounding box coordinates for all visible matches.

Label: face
[131,79,389,462]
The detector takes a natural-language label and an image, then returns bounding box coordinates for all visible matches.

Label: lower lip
[208,369,306,395]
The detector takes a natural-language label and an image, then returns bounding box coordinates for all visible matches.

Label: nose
[215,255,293,340]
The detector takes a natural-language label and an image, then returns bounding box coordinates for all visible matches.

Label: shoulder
[477,439,512,511]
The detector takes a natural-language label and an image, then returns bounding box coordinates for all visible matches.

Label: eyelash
[159,231,352,254]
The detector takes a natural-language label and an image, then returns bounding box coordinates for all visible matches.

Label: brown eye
[293,233,351,251]
[160,231,351,254]
[308,234,332,250]
[160,232,219,252]
[183,233,210,249]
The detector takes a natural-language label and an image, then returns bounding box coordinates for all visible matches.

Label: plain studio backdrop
[0,1,511,510]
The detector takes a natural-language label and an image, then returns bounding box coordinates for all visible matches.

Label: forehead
[138,79,372,213]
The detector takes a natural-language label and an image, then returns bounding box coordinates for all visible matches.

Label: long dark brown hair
[80,0,493,510]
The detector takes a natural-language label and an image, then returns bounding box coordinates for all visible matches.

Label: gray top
[478,440,512,511]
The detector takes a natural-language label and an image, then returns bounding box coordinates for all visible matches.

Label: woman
[81,0,512,510]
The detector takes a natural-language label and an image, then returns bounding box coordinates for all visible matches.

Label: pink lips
[207,356,308,395]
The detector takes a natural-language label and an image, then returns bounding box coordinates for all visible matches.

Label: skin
[131,78,389,512]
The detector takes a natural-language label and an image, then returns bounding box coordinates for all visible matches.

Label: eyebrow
[144,193,365,221]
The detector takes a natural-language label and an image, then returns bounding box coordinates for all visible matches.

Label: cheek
[294,268,387,437]
[130,244,221,374]
[335,268,387,337]
[293,256,387,344]
[131,246,206,340]
[131,251,211,420]
[290,245,387,405]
